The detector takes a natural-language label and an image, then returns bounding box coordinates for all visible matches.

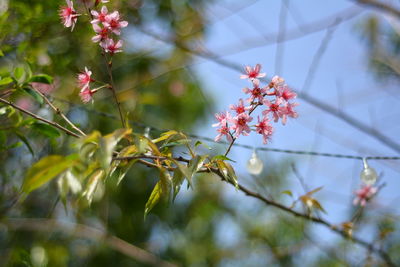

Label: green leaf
[82,169,104,204]
[14,67,25,81]
[0,49,4,57]
[173,160,192,187]
[22,154,78,194]
[22,87,43,104]
[144,181,163,219]
[160,139,190,149]
[306,186,323,196]
[28,74,53,84]
[172,170,184,202]
[32,122,60,138]
[15,131,34,156]
[99,128,132,172]
[0,77,13,86]
[189,155,207,174]
[281,190,293,197]
[212,154,236,162]
[216,160,238,188]
[152,130,178,143]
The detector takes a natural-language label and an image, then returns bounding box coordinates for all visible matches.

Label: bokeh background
[0,0,400,266]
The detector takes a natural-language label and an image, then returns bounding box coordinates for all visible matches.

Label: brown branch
[355,0,400,17]
[0,97,80,138]
[31,87,86,136]
[116,154,395,266]
[3,218,177,267]
[103,54,126,128]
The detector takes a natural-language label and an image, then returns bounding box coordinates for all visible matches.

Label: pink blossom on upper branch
[215,125,233,142]
[229,99,251,115]
[92,24,109,43]
[353,184,378,206]
[101,39,123,54]
[230,113,253,138]
[242,79,267,103]
[59,0,80,31]
[262,98,285,123]
[240,64,266,81]
[255,116,274,144]
[91,6,109,24]
[103,11,128,35]
[77,67,94,91]
[79,88,94,103]
[212,111,231,128]
[276,84,297,102]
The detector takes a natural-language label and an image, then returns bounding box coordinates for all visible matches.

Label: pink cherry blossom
[269,75,285,89]
[242,79,267,103]
[92,24,110,43]
[101,39,123,54]
[240,64,266,81]
[91,6,109,25]
[59,0,80,31]
[215,125,233,142]
[229,99,251,115]
[77,67,93,91]
[103,11,128,35]
[79,89,95,103]
[212,111,231,128]
[353,184,377,206]
[255,116,274,144]
[262,98,285,123]
[276,84,297,102]
[230,113,252,137]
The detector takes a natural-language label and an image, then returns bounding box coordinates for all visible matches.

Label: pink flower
[212,111,231,128]
[215,125,233,142]
[240,64,266,81]
[230,113,252,138]
[242,79,267,103]
[92,24,110,43]
[269,75,285,89]
[353,185,377,206]
[229,99,251,115]
[262,98,285,123]
[59,0,80,31]
[101,39,123,54]
[79,89,95,103]
[276,84,297,102]
[77,67,93,91]
[255,116,274,144]
[103,11,128,35]
[91,6,109,25]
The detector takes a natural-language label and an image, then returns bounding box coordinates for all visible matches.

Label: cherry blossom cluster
[77,67,96,103]
[353,184,377,206]
[213,64,298,144]
[91,5,128,54]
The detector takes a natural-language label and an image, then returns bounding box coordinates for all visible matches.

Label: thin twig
[354,0,400,17]
[0,97,80,138]
[31,87,86,136]
[103,54,126,128]
[3,218,178,267]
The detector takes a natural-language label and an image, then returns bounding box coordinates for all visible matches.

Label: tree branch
[0,97,80,138]
[355,0,400,17]
[3,218,177,267]
[31,87,86,136]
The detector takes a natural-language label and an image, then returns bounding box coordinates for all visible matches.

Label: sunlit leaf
[172,170,184,202]
[22,154,78,194]
[281,190,293,197]
[212,154,236,162]
[14,67,25,81]
[152,130,178,143]
[82,169,104,204]
[144,181,162,219]
[0,77,13,86]
[22,87,43,104]
[216,160,238,188]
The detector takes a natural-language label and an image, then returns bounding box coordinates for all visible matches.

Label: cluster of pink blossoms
[77,67,96,103]
[213,64,298,144]
[353,184,377,206]
[91,5,128,54]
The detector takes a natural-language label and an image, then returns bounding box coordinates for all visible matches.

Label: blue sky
[188,0,400,246]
